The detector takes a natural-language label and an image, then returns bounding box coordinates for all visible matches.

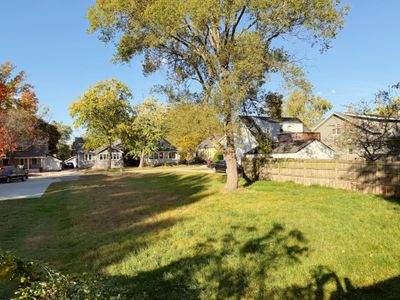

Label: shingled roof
[246,140,322,155]
[8,145,49,158]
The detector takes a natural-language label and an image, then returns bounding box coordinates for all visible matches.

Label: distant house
[0,145,62,171]
[144,138,180,166]
[197,136,224,161]
[313,112,400,159]
[236,116,318,162]
[197,116,332,162]
[71,138,124,169]
[70,137,179,168]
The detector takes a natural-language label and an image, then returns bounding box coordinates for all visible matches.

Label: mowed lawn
[0,172,399,299]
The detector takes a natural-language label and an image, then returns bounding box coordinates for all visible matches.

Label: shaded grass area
[0,172,399,299]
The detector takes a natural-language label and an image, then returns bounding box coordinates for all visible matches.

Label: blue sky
[1,0,399,136]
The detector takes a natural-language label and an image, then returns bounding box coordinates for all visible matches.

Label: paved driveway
[0,171,80,201]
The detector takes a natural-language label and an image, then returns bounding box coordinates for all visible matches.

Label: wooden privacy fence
[242,157,400,196]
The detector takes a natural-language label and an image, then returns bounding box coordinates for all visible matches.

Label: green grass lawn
[1,172,399,299]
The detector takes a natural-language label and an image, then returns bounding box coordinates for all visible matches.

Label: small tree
[120,99,165,168]
[53,122,73,161]
[69,79,131,169]
[264,92,283,120]
[284,90,333,129]
[164,102,222,159]
[341,84,400,161]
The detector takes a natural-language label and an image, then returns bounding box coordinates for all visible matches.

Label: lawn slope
[0,172,399,299]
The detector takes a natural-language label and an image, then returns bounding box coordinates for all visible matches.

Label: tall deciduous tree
[69,79,131,169]
[164,102,222,159]
[0,61,39,158]
[284,90,333,129]
[88,0,348,190]
[120,99,165,168]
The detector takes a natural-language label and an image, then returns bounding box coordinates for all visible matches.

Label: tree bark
[225,128,239,191]
[139,149,145,168]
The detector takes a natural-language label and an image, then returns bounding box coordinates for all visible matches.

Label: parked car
[0,166,29,183]
[63,162,75,169]
[210,160,227,173]
[210,160,243,175]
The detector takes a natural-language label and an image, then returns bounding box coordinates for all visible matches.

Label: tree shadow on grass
[107,222,400,300]
[110,223,310,299]
[5,172,218,274]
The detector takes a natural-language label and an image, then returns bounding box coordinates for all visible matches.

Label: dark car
[210,160,227,173]
[210,160,243,175]
[0,166,29,183]
[63,162,75,169]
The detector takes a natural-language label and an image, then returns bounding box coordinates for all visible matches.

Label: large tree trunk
[139,149,145,168]
[225,128,239,191]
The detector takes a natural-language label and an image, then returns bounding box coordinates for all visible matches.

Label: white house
[236,116,317,162]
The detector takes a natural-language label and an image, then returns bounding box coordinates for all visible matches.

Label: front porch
[1,157,45,171]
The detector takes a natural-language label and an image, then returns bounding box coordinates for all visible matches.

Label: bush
[0,250,121,300]
[212,152,224,162]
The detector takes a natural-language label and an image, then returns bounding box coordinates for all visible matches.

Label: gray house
[313,112,400,159]
[0,145,62,172]
[144,138,180,166]
[71,138,124,169]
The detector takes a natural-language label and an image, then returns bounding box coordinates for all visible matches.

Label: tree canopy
[284,90,333,129]
[0,61,39,158]
[164,102,222,159]
[88,0,349,190]
[69,79,131,168]
[120,99,165,168]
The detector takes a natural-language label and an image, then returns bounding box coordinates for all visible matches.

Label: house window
[159,152,164,159]
[99,154,103,160]
[332,124,341,135]
[32,158,37,165]
[169,152,176,159]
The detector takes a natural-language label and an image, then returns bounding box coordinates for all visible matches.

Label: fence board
[242,158,400,196]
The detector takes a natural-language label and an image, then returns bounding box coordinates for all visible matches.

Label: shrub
[0,250,121,300]
[212,152,224,162]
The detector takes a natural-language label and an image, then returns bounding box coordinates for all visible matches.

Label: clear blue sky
[1,0,399,135]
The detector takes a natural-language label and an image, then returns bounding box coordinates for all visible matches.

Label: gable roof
[198,136,223,149]
[157,138,177,152]
[313,112,400,132]
[72,137,85,153]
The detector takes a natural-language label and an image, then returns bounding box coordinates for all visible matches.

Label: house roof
[246,139,332,155]
[8,145,49,158]
[72,137,85,153]
[94,140,124,154]
[273,140,315,154]
[313,112,400,131]
[198,136,223,149]
[158,138,177,152]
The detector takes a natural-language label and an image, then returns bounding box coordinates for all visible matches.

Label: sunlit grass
[0,172,399,299]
